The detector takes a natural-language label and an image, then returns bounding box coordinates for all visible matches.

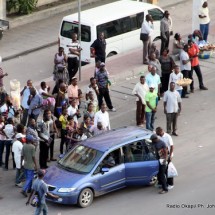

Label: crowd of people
[0,2,211,212]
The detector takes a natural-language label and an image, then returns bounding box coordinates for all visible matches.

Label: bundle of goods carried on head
[199,44,215,51]
[176,78,192,87]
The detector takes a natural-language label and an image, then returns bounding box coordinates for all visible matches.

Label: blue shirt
[146,73,161,93]
[96,70,109,88]
[28,94,43,115]
[32,178,48,204]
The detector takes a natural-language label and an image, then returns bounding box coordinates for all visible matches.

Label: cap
[149,84,155,88]
[37,169,46,177]
[100,62,105,67]
[26,134,35,142]
[16,133,25,139]
[150,134,158,140]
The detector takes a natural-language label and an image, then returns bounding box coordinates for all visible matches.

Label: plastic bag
[168,162,178,178]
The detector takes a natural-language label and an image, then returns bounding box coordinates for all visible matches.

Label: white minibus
[59,0,172,63]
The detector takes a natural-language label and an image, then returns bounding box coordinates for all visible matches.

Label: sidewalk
[0,0,187,61]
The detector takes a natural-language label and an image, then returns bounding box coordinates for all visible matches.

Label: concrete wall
[37,0,59,7]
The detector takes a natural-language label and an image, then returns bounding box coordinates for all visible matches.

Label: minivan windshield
[60,21,91,42]
[58,145,103,174]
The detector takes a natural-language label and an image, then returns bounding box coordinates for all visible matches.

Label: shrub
[6,0,38,15]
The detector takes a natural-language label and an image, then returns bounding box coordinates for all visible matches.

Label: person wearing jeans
[21,134,37,197]
[145,84,157,131]
[199,1,210,42]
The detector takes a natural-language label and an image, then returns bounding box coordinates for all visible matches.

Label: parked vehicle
[58,0,172,63]
[44,126,159,208]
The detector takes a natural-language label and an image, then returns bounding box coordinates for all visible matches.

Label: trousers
[166,113,178,134]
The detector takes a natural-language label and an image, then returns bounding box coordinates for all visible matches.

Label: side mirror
[101,167,109,174]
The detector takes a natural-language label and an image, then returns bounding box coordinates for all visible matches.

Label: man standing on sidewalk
[199,1,210,42]
[180,45,191,97]
[145,84,157,131]
[160,11,172,54]
[90,32,106,63]
[132,76,149,126]
[163,82,182,136]
[140,14,154,64]
[96,63,116,111]
[67,33,82,80]
[20,80,36,126]
[188,40,208,91]
[21,134,37,197]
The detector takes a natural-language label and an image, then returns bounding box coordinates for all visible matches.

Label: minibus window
[61,21,91,42]
[148,8,164,21]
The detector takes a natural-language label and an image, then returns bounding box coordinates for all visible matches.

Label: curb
[8,0,117,29]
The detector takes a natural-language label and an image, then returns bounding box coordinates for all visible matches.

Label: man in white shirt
[163,82,182,136]
[156,126,174,189]
[132,76,149,126]
[140,14,154,64]
[12,133,26,187]
[199,1,210,42]
[67,99,80,125]
[67,33,82,80]
[180,45,191,98]
[94,103,110,130]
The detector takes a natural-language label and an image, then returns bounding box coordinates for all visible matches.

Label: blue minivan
[43,126,159,207]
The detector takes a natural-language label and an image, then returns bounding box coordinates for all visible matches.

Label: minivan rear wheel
[78,188,94,208]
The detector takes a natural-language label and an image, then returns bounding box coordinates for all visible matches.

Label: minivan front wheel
[78,188,94,208]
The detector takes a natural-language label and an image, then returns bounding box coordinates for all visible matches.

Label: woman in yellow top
[59,108,68,154]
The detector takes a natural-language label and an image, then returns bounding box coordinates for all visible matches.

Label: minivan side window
[148,8,164,21]
[123,141,157,163]
[93,148,122,174]
[60,21,91,42]
[96,12,144,39]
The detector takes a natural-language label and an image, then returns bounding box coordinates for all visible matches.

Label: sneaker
[168,185,174,190]
[15,182,24,188]
[21,190,28,197]
[110,108,116,112]
[159,190,168,194]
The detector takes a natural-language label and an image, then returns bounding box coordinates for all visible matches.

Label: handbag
[168,162,178,178]
[31,194,39,207]
[140,33,149,41]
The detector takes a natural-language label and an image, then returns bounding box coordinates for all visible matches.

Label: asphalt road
[1,0,215,214]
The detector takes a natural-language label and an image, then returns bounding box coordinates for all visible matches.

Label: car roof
[81,126,153,152]
[63,1,160,26]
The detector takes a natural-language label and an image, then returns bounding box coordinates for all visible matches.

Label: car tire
[78,188,94,208]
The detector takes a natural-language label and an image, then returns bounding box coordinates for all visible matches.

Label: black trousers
[161,73,170,94]
[39,141,49,169]
[60,129,67,154]
[181,70,190,97]
[4,140,15,169]
[160,31,170,54]
[48,134,55,159]
[158,163,168,191]
[95,56,105,63]
[98,88,113,110]
[189,65,204,90]
[68,57,79,81]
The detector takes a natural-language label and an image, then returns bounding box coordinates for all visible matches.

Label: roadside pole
[78,0,81,81]
[0,0,6,19]
[192,0,204,32]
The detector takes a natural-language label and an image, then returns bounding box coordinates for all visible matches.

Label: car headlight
[58,188,76,193]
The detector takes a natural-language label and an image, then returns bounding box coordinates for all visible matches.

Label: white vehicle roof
[62,1,162,26]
